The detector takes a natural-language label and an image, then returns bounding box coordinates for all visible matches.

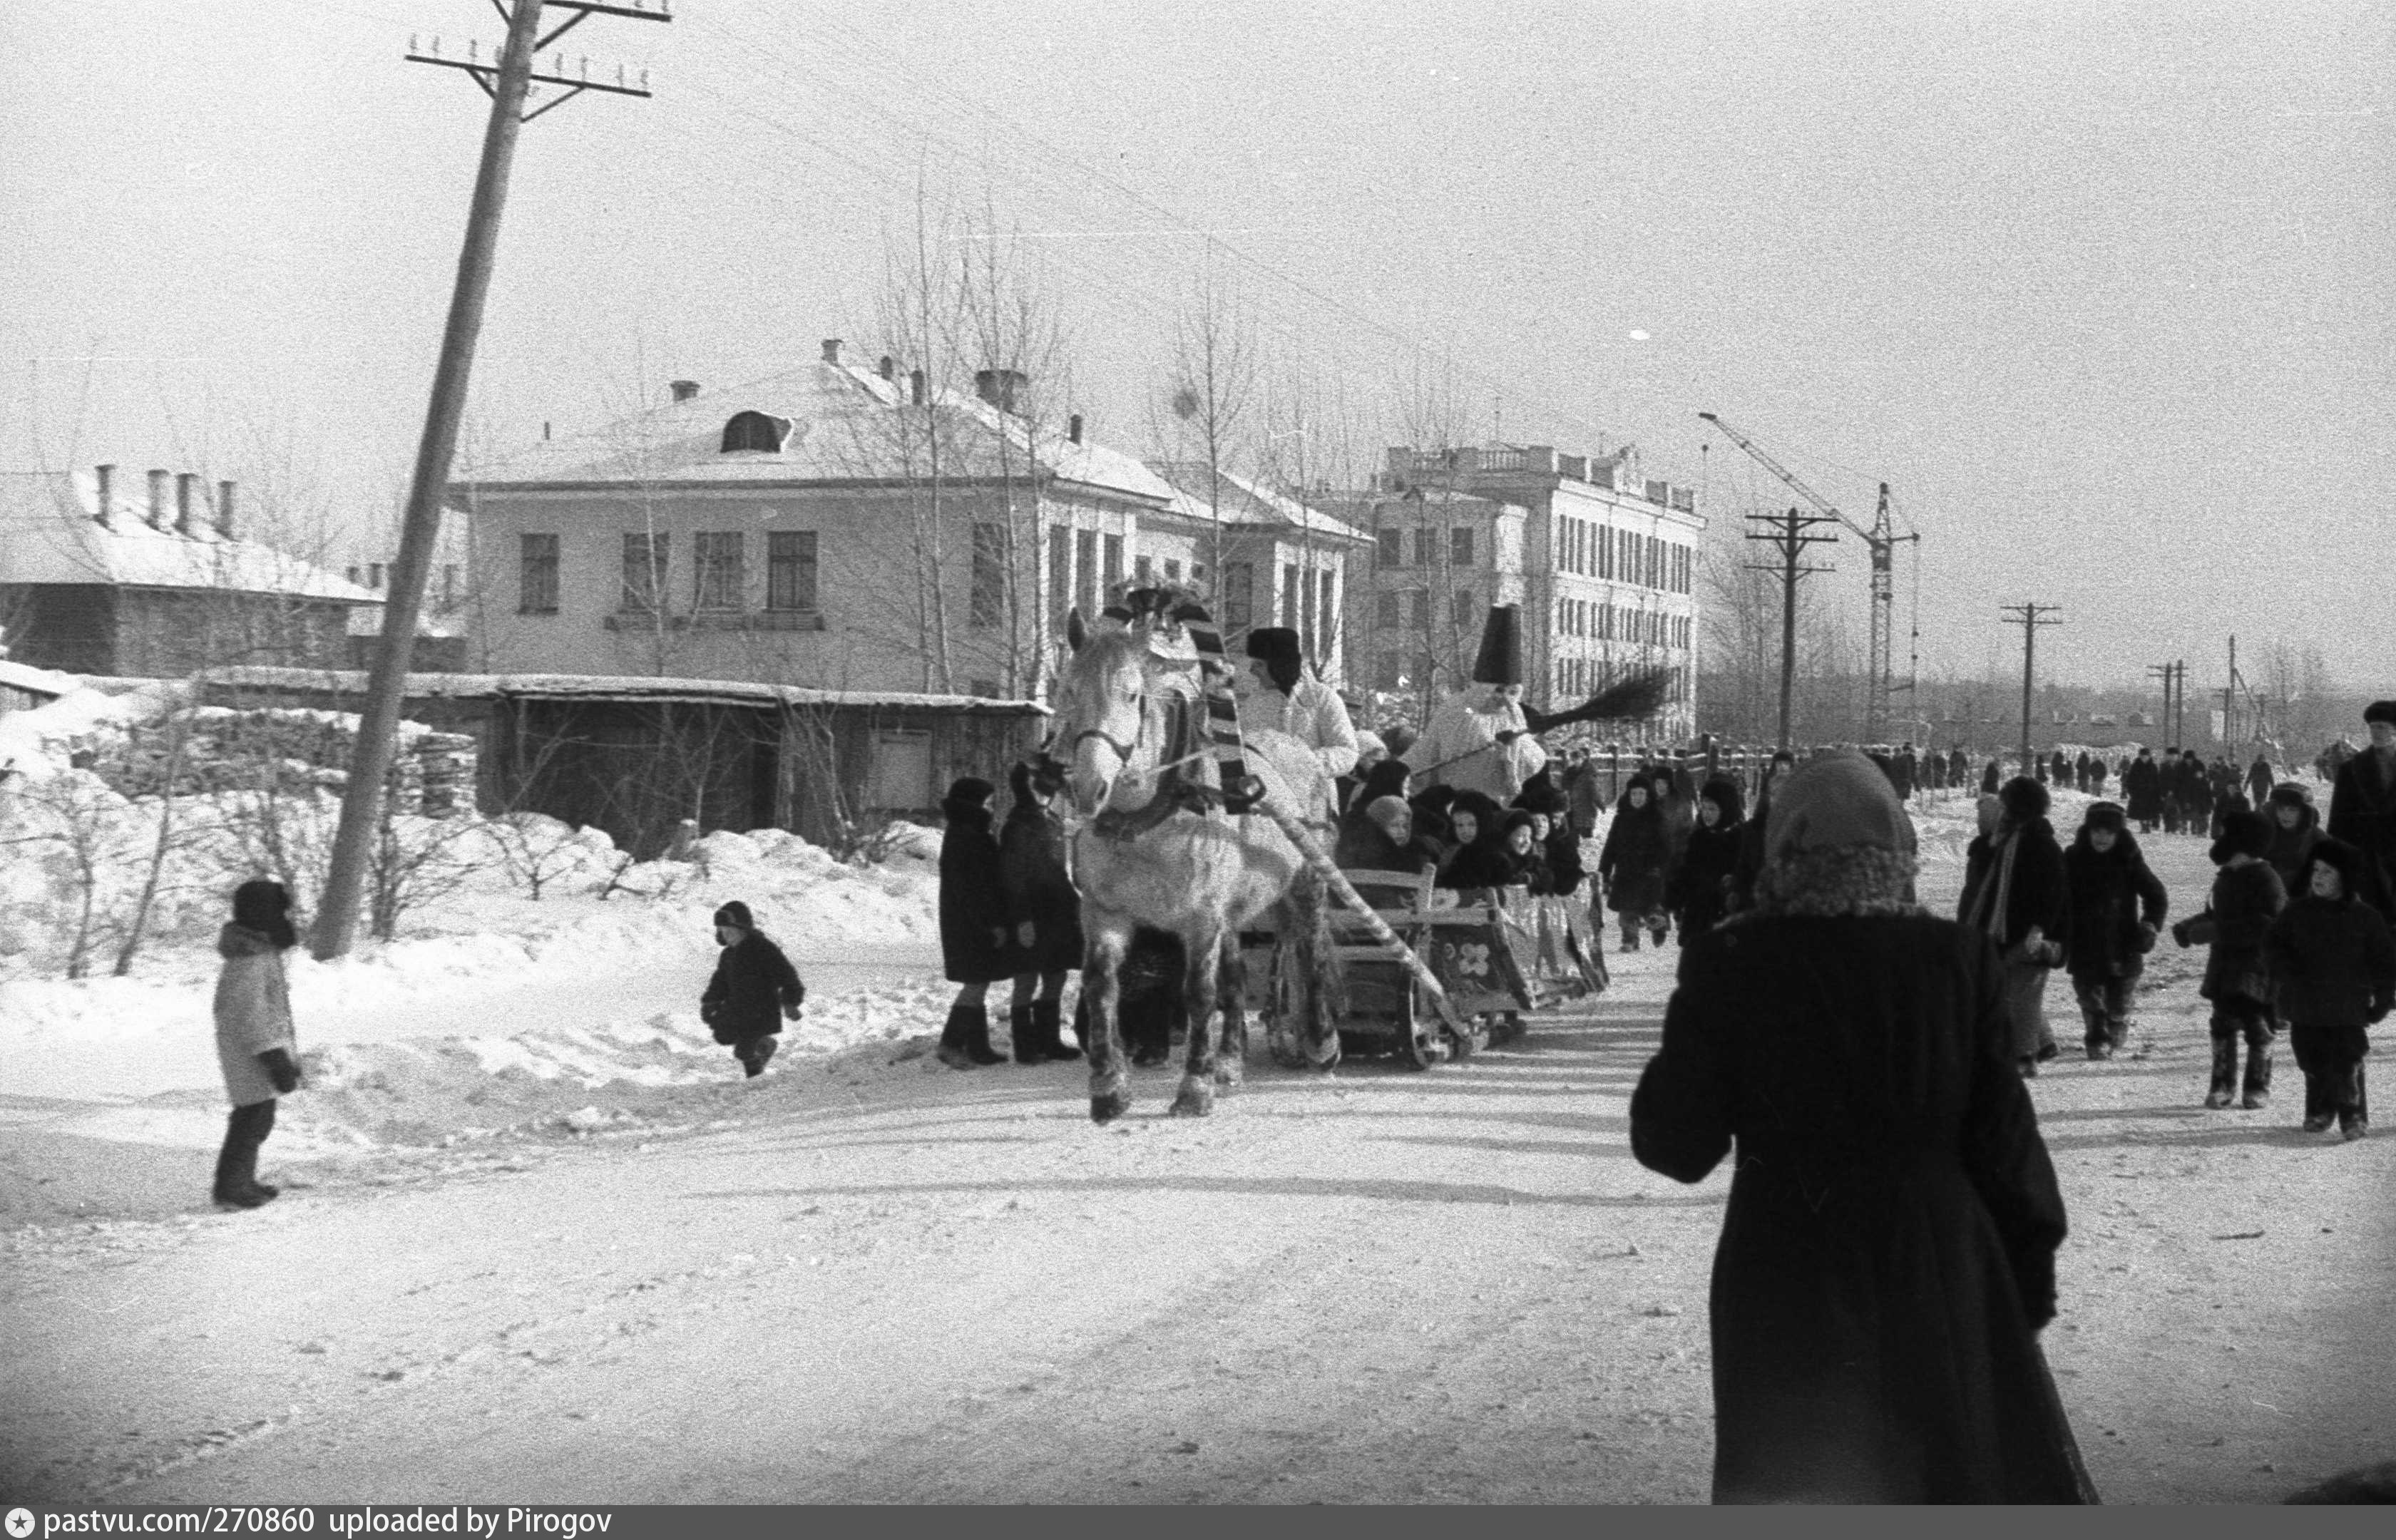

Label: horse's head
[1042,608,1192,818]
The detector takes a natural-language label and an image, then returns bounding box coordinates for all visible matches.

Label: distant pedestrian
[1890,742,1918,801]
[935,776,1014,1068]
[2327,702,2396,923]
[701,900,804,1078]
[2088,755,2109,798]
[1733,749,1798,910]
[1598,779,1671,950]
[2246,754,2275,808]
[1565,749,1602,839]
[2173,811,2288,1109]
[2124,748,2164,833]
[2060,803,2167,1060]
[1631,751,2090,1503]
[998,763,1085,1064]
[1668,777,1745,940]
[2266,840,2393,1140]
[1982,758,2003,795]
[2263,783,2323,898]
[211,878,302,1211]
[1960,777,2070,1075]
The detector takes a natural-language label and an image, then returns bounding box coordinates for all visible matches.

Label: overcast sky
[5,0,2390,694]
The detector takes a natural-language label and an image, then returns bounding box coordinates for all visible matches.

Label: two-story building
[1345,443,1706,740]
[1135,462,1370,685]
[451,340,1184,702]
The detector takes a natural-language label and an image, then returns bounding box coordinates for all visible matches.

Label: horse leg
[1171,922,1224,1117]
[1083,920,1133,1124]
[1214,933,1247,1091]
[1292,871,1342,1071]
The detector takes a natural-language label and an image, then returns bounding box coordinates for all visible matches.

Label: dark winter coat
[2183,861,2287,1006]
[2246,759,2275,806]
[1437,831,1517,893]
[1670,782,1747,936]
[2328,748,2396,921]
[1336,819,1434,909]
[2124,756,2164,821]
[2059,831,2167,984]
[1598,797,1671,915]
[1542,826,1587,897]
[1960,818,2069,958]
[938,801,1017,983]
[2266,894,2396,1030]
[1631,914,2084,1503]
[999,800,1085,975]
[1981,761,2002,795]
[701,931,804,1043]
[2263,794,2323,898]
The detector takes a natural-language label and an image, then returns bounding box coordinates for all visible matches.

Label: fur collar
[1741,846,1925,920]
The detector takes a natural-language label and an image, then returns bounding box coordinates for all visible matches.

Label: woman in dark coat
[1435,794,1514,893]
[2123,748,2164,833]
[1597,780,1671,950]
[1669,777,1746,941]
[2262,782,2323,898]
[2328,702,2396,923]
[1631,751,2089,1504]
[2059,802,2168,1060]
[1961,776,2072,1074]
[998,762,1085,1064]
[1732,750,1796,913]
[936,776,1013,1067]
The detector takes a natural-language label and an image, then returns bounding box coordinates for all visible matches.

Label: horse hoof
[1303,1038,1342,1072]
[1214,1059,1244,1091]
[1169,1079,1215,1117]
[1090,1090,1131,1124]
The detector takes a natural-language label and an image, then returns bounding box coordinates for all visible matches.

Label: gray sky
[6,0,2390,693]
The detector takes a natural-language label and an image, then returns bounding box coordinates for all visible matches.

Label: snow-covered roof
[0,471,378,602]
[1143,461,1372,544]
[200,666,1050,716]
[455,358,1179,508]
[0,657,77,701]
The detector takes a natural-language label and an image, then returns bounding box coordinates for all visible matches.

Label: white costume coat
[1411,687,1547,803]
[1237,677,1361,782]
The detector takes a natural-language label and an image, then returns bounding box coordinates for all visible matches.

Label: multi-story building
[1345,443,1706,740]
[1136,462,1370,685]
[451,340,1183,702]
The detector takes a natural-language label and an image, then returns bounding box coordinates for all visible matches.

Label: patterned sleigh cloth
[1427,887,1606,1013]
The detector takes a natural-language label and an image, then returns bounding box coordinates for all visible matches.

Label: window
[1453,587,1475,629]
[1075,530,1099,616]
[1191,563,1207,585]
[1102,533,1124,597]
[694,532,743,611]
[1163,558,1182,582]
[1299,565,1319,656]
[767,531,817,612]
[1411,591,1430,628]
[1317,570,1337,659]
[1451,526,1475,567]
[1600,526,1614,580]
[1415,528,1437,570]
[369,562,386,590]
[1377,591,1401,628]
[866,730,933,811]
[440,563,459,610]
[970,523,1005,627]
[518,533,559,615]
[719,411,792,453]
[1048,527,1072,614]
[1222,561,1254,630]
[1377,527,1404,568]
[1134,553,1154,584]
[1282,565,1301,630]
[620,532,669,612]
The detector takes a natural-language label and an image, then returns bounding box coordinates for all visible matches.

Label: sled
[1241,868,1493,1068]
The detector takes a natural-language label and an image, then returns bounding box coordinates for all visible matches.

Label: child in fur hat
[701,900,805,1078]
[2265,841,2394,1139]
[211,879,303,1210]
[2061,802,2168,1060]
[2174,810,2288,1109]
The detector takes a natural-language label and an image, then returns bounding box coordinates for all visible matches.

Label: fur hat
[1512,770,1568,816]
[1499,808,1538,838]
[2210,809,2273,864]
[1470,606,1522,687]
[1244,627,1304,693]
[2082,801,2127,833]
[1999,775,2049,822]
[1364,795,1411,835]
[940,776,996,822]
[1356,758,1411,807]
[712,900,754,932]
[2268,781,2313,811]
[2365,701,2396,728]
[1383,726,1419,760]
[1448,789,1502,838]
[1698,776,1745,826]
[2298,838,2362,896]
[1763,749,1918,863]
[231,878,297,950]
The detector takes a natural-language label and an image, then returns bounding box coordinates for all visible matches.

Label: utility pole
[2146,661,2177,749]
[2000,602,2062,775]
[1744,505,1838,751]
[314,1,668,961]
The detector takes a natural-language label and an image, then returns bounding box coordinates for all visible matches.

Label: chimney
[669,379,700,403]
[878,354,896,381]
[973,368,1027,414]
[1068,413,1084,445]
[94,463,115,527]
[216,480,236,540]
[147,469,170,528]
[908,368,926,406]
[820,338,844,365]
[175,472,199,535]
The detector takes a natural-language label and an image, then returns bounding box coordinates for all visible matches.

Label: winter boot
[2203,1035,2238,1109]
[1035,997,1082,1062]
[212,1102,277,1208]
[961,1003,1005,1065]
[2240,1037,2274,1110]
[2340,1064,2370,1141]
[1620,925,1641,953]
[936,1004,981,1069]
[2302,1070,2335,1134]
[1010,1000,1042,1064]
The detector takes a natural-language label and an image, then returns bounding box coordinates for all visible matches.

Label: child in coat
[936,776,1014,1068]
[2174,811,2288,1109]
[211,879,302,1210]
[701,900,806,1078]
[2264,841,2395,1139]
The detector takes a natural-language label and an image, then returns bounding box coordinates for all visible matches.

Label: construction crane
[1699,411,1923,744]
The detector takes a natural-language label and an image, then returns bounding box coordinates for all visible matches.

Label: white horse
[1041,610,1341,1123]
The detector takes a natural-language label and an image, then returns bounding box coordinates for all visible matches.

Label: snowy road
[8,823,2395,1504]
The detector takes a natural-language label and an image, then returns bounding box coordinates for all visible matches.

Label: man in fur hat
[1408,605,1548,804]
[2328,702,2396,923]
[1234,626,1361,784]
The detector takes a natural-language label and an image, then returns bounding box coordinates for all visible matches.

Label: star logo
[6,1508,36,1539]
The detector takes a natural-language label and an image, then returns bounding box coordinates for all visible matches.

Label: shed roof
[200,666,1050,716]
[0,471,378,602]
[455,359,1178,508]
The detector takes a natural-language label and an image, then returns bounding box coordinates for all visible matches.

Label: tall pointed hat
[1470,605,1521,687]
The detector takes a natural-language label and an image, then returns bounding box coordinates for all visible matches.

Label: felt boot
[1035,997,1082,1062]
[2340,1063,2370,1141]
[2302,1069,2335,1134]
[961,1003,1005,1065]
[936,1004,981,1069]
[213,1101,278,1208]
[1010,1000,1042,1064]
[2241,1038,2274,1110]
[2203,1036,2238,1109]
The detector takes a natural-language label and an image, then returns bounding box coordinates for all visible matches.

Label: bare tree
[1155,255,1261,589]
